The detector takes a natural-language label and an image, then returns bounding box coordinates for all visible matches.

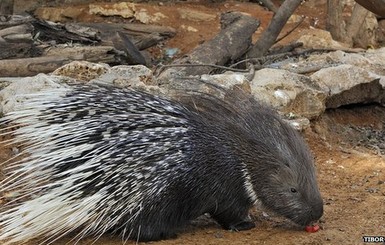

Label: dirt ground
[1,0,385,244]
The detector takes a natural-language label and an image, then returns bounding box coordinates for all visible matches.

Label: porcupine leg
[136,229,177,242]
[211,208,255,231]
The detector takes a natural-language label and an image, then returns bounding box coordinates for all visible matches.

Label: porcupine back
[0,85,199,243]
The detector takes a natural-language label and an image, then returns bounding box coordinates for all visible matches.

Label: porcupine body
[0,84,323,244]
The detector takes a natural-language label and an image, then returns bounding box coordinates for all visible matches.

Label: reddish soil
[1,1,385,245]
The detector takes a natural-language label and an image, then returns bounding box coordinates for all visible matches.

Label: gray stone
[362,47,385,77]
[310,64,385,108]
[285,118,311,131]
[52,61,110,81]
[297,29,349,49]
[93,65,153,85]
[88,2,136,18]
[250,68,326,119]
[90,65,158,92]
[0,74,71,114]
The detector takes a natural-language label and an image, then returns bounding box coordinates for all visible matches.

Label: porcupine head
[186,89,324,231]
[246,117,324,227]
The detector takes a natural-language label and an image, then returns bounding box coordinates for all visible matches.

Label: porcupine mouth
[289,214,321,228]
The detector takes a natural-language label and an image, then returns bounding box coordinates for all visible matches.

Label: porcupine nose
[311,199,324,222]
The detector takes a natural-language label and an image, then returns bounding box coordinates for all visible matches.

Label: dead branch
[275,15,305,43]
[114,32,146,65]
[0,23,36,59]
[326,0,346,42]
[43,46,123,63]
[155,63,249,77]
[0,0,13,15]
[327,1,376,48]
[0,46,123,77]
[160,12,260,77]
[0,15,34,29]
[346,3,369,45]
[258,0,279,13]
[0,56,74,77]
[355,0,385,17]
[80,22,176,50]
[232,47,362,69]
[0,43,35,59]
[247,0,303,58]
[268,42,303,55]
[32,19,100,44]
[0,23,33,42]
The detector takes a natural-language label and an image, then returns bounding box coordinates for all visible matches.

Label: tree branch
[247,0,303,58]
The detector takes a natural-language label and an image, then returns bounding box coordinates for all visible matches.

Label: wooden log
[80,22,176,50]
[31,19,100,44]
[0,56,74,77]
[0,46,123,77]
[0,15,34,29]
[122,23,176,37]
[258,0,278,13]
[326,0,346,42]
[43,46,122,63]
[247,0,303,58]
[0,42,34,59]
[114,32,146,65]
[0,23,35,59]
[346,3,369,45]
[161,12,260,76]
[0,23,33,42]
[0,0,14,15]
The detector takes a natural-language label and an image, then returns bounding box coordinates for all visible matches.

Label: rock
[376,20,385,46]
[90,64,156,89]
[180,25,199,32]
[200,73,248,89]
[354,12,378,48]
[310,64,385,108]
[326,51,371,67]
[52,61,110,81]
[297,29,349,49]
[287,14,303,24]
[161,72,249,100]
[34,7,88,22]
[88,2,166,24]
[362,47,385,77]
[34,6,89,22]
[0,65,158,114]
[285,118,311,131]
[53,61,156,91]
[88,2,136,18]
[0,74,71,114]
[250,68,326,118]
[134,9,167,24]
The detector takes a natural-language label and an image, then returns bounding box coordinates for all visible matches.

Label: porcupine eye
[290,188,297,193]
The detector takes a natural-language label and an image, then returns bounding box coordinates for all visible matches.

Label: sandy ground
[1,0,385,244]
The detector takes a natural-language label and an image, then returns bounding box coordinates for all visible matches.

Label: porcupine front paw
[212,210,255,231]
[228,220,256,231]
[136,230,177,242]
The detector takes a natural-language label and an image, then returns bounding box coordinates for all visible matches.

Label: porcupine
[0,82,323,244]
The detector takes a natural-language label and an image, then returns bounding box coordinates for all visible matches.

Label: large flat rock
[311,64,385,108]
[250,68,326,118]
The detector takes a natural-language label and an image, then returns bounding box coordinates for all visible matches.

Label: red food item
[305,224,320,233]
